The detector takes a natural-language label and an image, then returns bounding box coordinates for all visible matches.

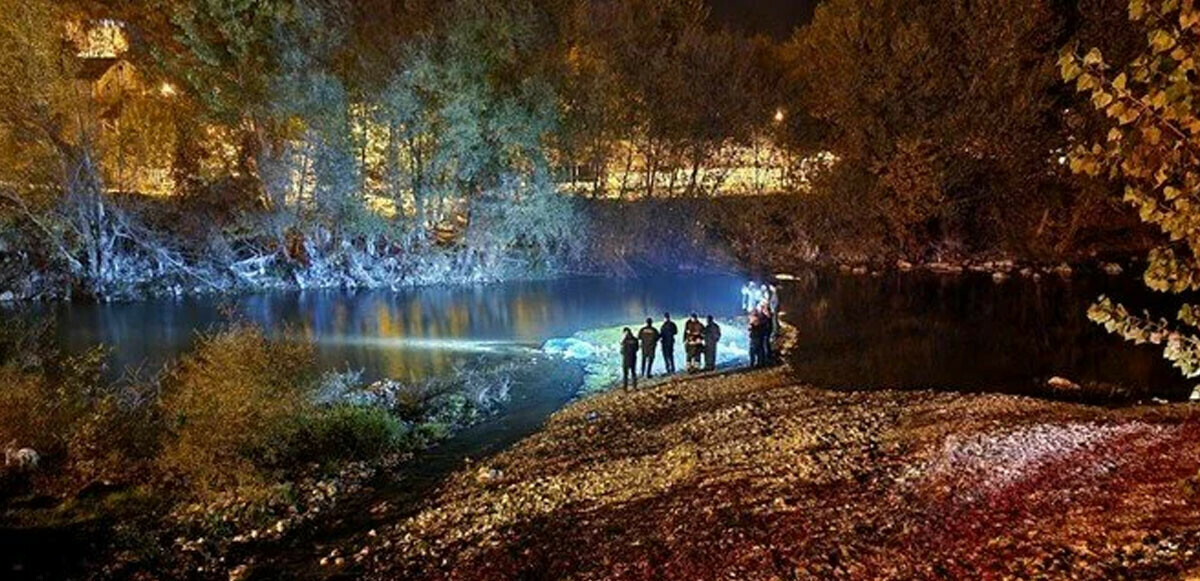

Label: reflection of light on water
[311,336,538,355]
[542,318,751,394]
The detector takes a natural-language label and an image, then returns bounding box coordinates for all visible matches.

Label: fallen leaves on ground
[352,369,1200,580]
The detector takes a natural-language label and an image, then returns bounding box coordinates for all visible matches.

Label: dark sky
[707,0,819,40]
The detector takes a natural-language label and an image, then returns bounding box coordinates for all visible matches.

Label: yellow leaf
[1108,101,1127,119]
[1119,106,1141,125]
[1183,8,1200,28]
[1084,48,1104,66]
[1061,61,1083,82]
[1145,125,1163,144]
[1166,185,1183,200]
[1108,127,1124,141]
[1150,29,1177,54]
[1131,0,1146,20]
[1152,90,1169,109]
[1113,72,1128,91]
[1077,73,1100,92]
[1092,91,1114,109]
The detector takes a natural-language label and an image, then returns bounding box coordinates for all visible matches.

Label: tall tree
[786,0,1067,256]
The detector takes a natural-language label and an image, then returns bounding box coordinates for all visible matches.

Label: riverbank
[352,367,1200,580]
[0,325,574,580]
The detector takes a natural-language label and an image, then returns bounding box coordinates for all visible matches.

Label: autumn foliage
[1064,0,1200,379]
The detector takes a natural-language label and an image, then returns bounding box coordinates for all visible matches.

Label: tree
[1063,0,1200,379]
[0,0,151,297]
[786,0,1068,257]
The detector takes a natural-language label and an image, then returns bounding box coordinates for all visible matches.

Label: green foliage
[281,404,406,467]
[0,323,160,494]
[1065,0,1200,379]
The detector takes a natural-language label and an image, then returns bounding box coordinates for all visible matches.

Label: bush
[158,324,319,495]
[0,324,161,496]
[281,404,407,467]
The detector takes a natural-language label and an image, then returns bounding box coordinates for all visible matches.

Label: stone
[928,262,964,274]
[1047,376,1081,392]
[896,259,914,271]
[1190,386,1200,402]
[1102,263,1124,276]
[476,466,502,484]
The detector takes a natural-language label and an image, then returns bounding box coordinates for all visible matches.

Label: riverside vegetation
[0,320,525,578]
[0,0,1174,303]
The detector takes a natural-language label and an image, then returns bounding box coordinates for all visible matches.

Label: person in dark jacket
[759,304,774,363]
[703,315,721,371]
[659,313,678,375]
[748,310,765,367]
[621,328,639,389]
[638,318,660,378]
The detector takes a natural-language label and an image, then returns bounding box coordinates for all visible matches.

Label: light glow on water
[310,336,539,355]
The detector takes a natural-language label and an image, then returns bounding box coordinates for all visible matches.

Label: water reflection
[779,269,1191,398]
[45,275,747,382]
[31,270,1190,399]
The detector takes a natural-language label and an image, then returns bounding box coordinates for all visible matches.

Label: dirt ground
[350,368,1200,580]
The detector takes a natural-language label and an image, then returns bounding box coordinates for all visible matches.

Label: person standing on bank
[684,313,704,372]
[704,315,721,371]
[659,313,678,375]
[758,303,774,364]
[766,283,780,333]
[621,328,639,389]
[638,318,660,378]
[741,282,756,312]
[748,309,765,367]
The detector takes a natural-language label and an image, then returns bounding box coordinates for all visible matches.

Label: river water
[44,274,747,383]
[778,268,1191,399]
[34,269,1190,400]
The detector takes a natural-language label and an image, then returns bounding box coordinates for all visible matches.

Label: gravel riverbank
[343,367,1200,580]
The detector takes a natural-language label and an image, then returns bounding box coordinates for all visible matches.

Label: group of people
[616,281,780,390]
[745,281,778,368]
[620,313,721,389]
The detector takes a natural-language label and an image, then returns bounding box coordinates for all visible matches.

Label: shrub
[0,329,162,495]
[281,404,407,467]
[158,324,319,495]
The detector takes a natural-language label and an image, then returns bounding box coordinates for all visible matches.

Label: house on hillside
[75,56,137,124]
[70,20,176,197]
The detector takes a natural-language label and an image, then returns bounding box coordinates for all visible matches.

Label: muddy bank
[349,368,1200,580]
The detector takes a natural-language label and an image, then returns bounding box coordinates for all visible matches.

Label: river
[33,268,1191,412]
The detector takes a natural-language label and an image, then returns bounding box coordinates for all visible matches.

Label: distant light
[773,109,785,124]
[160,82,177,97]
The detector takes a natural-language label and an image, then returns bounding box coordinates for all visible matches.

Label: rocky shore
[810,256,1134,282]
[345,367,1200,580]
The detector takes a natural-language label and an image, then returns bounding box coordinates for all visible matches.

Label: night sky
[707,0,820,40]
